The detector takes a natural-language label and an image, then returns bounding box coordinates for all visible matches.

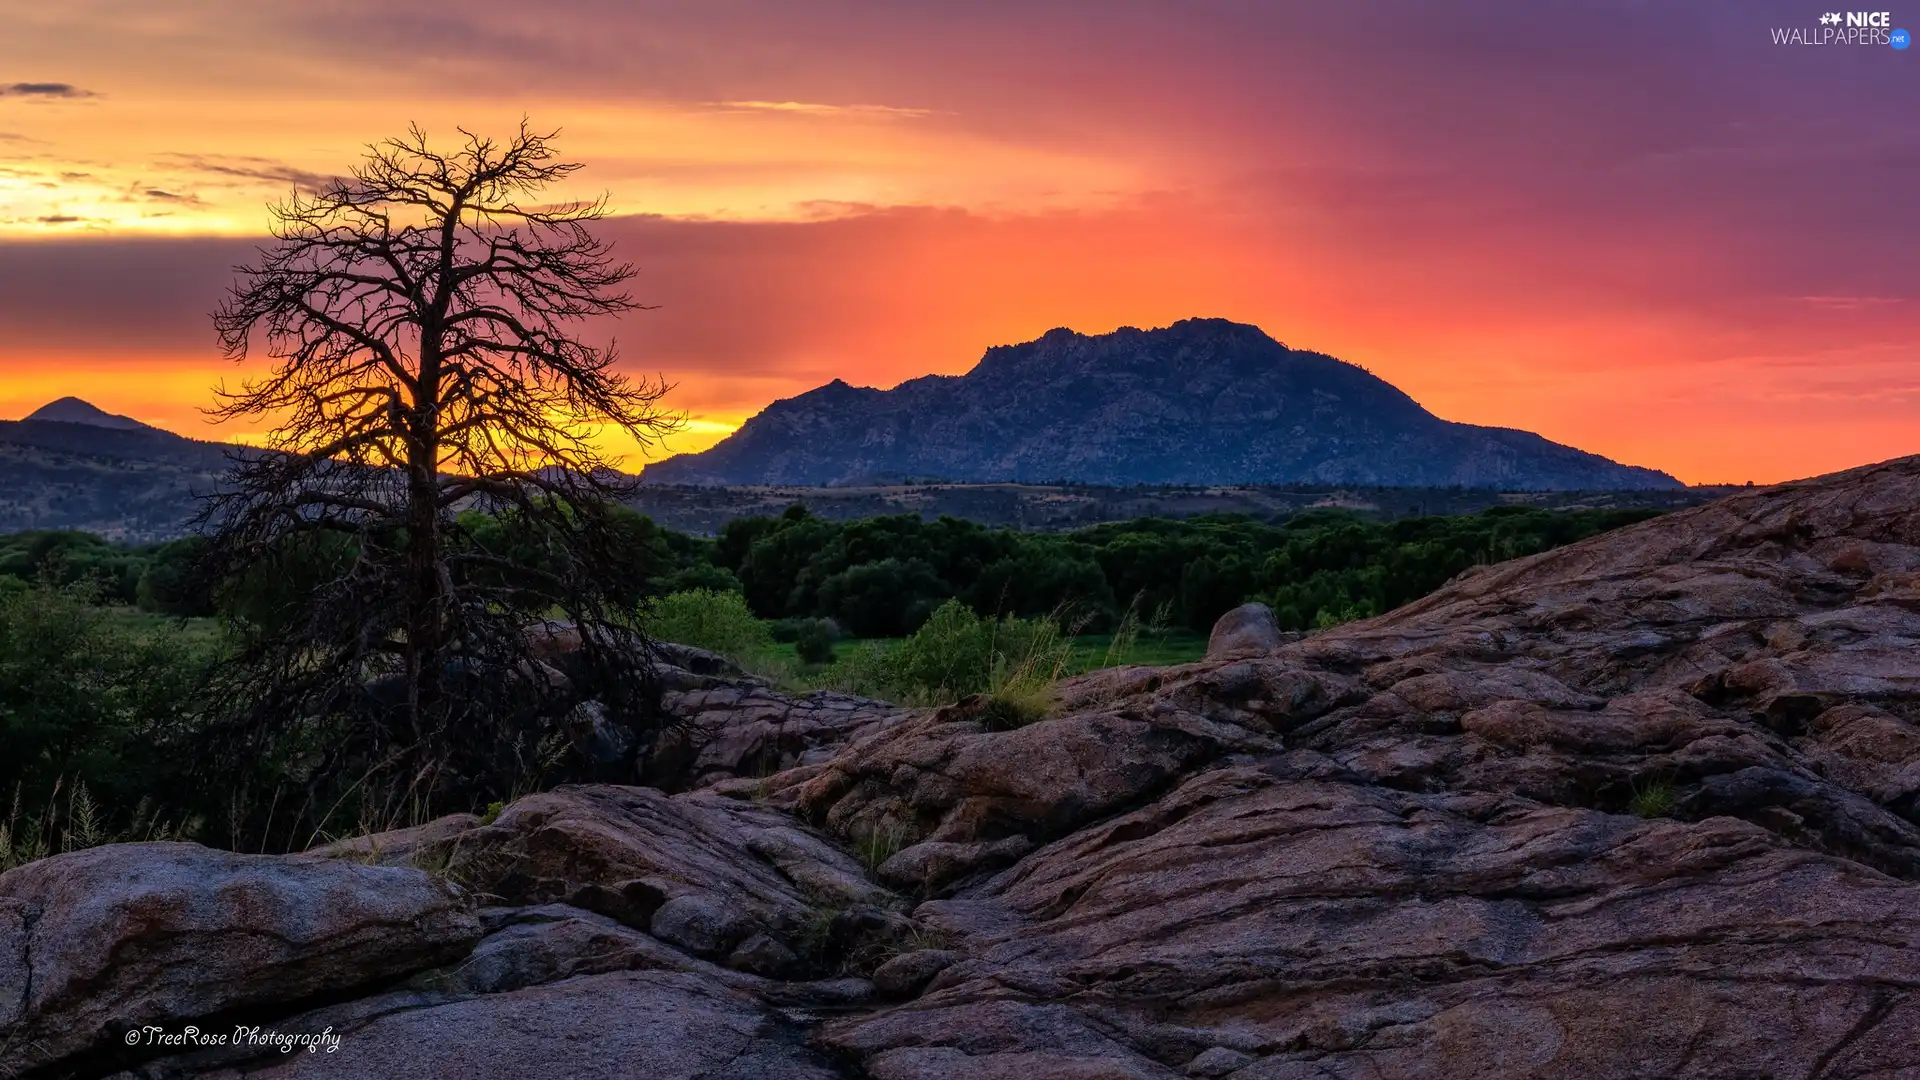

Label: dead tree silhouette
[195,122,681,844]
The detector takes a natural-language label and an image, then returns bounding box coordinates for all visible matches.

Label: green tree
[969,547,1115,627]
[817,558,948,637]
[135,537,217,616]
[0,582,211,827]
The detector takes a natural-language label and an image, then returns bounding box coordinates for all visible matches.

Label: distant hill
[24,396,162,433]
[0,401,234,542]
[642,319,1683,490]
[0,376,1706,543]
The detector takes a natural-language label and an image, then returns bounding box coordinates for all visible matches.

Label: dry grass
[1,779,195,873]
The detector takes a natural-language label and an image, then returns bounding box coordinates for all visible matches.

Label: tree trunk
[404,404,444,742]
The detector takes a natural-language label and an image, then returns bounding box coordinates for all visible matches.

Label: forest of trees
[1,502,1661,637]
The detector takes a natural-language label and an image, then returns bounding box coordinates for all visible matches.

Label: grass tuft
[857,817,913,871]
[1627,779,1679,819]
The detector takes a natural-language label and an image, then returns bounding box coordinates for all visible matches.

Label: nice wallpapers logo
[1772,11,1912,46]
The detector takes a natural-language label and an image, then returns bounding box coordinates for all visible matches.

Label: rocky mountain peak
[644,319,1682,489]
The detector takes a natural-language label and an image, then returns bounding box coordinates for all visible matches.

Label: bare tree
[197,122,680,840]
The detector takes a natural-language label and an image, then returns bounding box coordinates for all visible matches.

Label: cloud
[1798,295,1907,310]
[713,100,933,119]
[141,188,198,203]
[0,82,96,98]
[155,153,333,194]
[35,215,82,224]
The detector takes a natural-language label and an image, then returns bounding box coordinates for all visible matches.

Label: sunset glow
[2,0,1914,484]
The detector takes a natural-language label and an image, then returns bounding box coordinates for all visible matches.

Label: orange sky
[1,0,1915,484]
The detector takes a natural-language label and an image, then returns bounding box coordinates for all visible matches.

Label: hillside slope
[0,417,231,541]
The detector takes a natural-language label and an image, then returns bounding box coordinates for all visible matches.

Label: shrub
[794,618,839,665]
[1311,601,1376,630]
[975,612,1077,729]
[801,640,895,698]
[885,600,1001,701]
[880,599,1077,722]
[0,582,216,859]
[977,679,1055,731]
[640,588,773,663]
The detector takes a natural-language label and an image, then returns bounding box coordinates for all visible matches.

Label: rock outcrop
[6,455,1920,1080]
[809,454,1920,1078]
[526,618,907,791]
[0,844,479,1078]
[653,682,905,792]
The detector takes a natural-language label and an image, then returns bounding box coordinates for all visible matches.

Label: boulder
[650,893,753,957]
[304,812,483,864]
[1205,601,1286,659]
[0,842,480,1078]
[828,768,1920,1078]
[876,837,1034,894]
[527,619,743,680]
[871,949,960,999]
[651,683,904,791]
[310,784,894,978]
[523,618,583,660]
[562,698,637,767]
[795,700,1279,860]
[728,932,802,977]
[653,640,746,677]
[0,899,26,1031]
[527,617,904,793]
[434,904,747,996]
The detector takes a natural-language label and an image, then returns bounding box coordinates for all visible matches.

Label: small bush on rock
[1628,779,1679,819]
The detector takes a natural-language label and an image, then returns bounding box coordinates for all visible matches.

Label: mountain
[0,400,234,541]
[643,319,1683,490]
[24,396,161,432]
